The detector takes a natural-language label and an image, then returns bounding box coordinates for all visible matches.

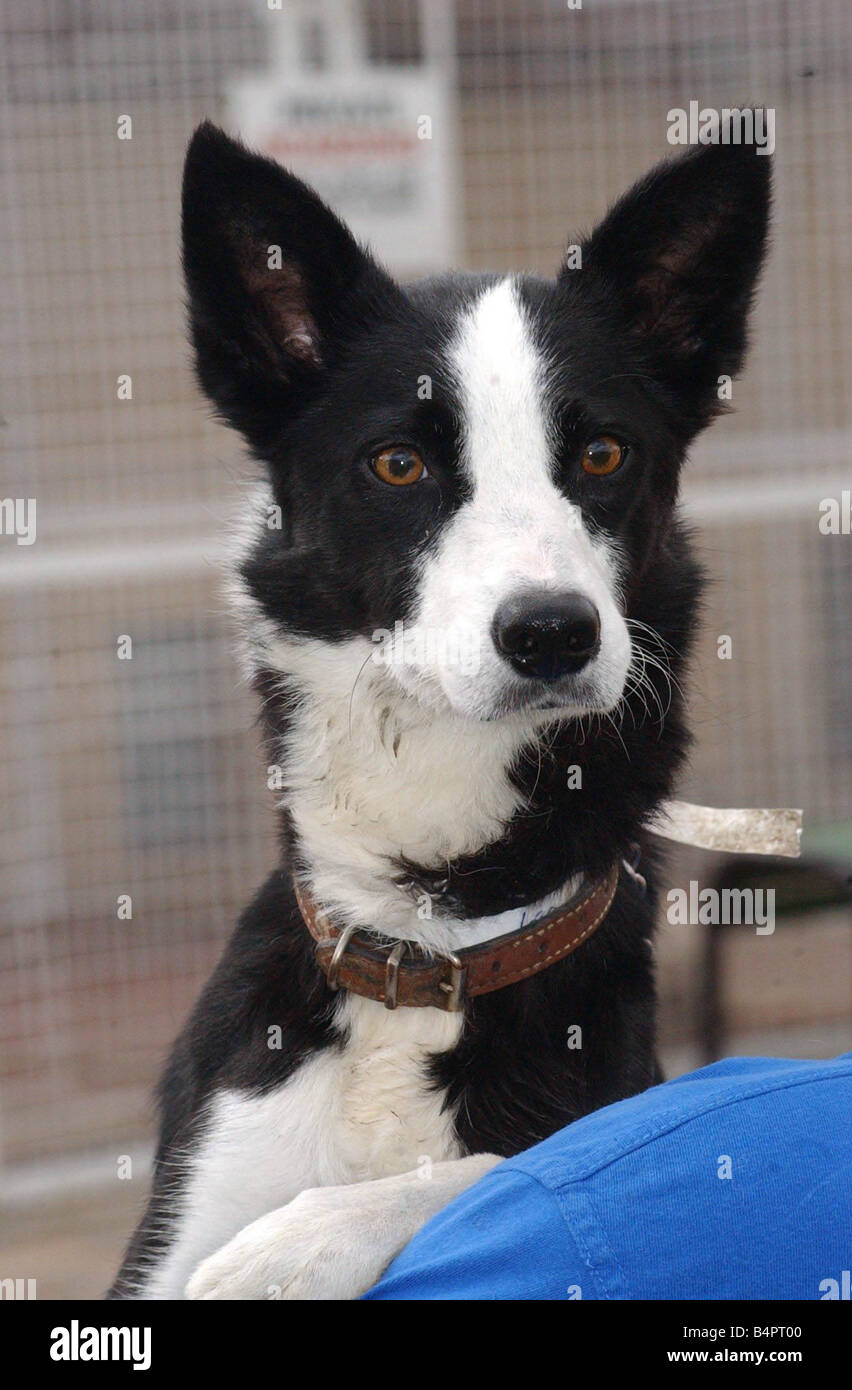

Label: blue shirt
[365,1053,852,1300]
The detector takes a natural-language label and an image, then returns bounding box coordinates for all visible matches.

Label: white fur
[139,994,464,1298]
[398,277,631,721]
[185,1153,500,1301]
[270,629,584,949]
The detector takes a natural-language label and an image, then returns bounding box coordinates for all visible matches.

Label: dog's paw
[184,1186,392,1301]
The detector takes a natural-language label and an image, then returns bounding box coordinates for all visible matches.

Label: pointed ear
[576,135,771,421]
[181,122,401,451]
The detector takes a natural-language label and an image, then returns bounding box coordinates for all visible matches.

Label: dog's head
[183,122,769,724]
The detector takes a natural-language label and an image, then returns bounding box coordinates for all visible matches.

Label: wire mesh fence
[1,0,850,1188]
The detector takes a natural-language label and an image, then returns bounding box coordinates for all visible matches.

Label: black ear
[182,122,402,452]
[577,133,771,424]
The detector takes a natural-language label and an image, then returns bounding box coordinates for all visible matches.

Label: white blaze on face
[396,277,632,720]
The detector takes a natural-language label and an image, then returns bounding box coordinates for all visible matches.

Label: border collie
[111,121,769,1299]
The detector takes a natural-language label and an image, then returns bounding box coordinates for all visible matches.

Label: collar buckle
[322,921,360,991]
[438,953,466,1012]
[383,941,407,1010]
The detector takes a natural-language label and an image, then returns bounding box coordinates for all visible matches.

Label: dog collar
[293,864,620,1012]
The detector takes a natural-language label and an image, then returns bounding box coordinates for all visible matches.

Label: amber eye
[581,436,625,477]
[370,446,427,487]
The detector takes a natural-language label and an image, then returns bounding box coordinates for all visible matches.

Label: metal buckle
[438,953,465,1012]
[621,850,647,898]
[383,941,406,1010]
[323,922,360,991]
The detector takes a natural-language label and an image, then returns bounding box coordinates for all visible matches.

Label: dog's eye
[581,437,625,477]
[370,446,428,487]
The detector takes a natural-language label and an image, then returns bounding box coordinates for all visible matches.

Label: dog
[110,120,769,1299]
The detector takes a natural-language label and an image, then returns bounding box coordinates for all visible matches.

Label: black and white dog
[111,121,769,1299]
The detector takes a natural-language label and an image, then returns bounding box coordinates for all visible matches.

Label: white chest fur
[268,630,537,951]
[141,994,462,1298]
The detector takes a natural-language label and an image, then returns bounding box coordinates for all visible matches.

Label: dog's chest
[144,995,462,1297]
[327,995,464,1175]
[214,995,464,1188]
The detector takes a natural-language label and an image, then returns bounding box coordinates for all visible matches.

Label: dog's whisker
[347,651,378,740]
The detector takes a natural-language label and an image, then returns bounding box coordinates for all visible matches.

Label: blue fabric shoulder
[365,1053,852,1300]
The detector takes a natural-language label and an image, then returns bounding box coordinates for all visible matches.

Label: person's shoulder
[366,1052,852,1300]
[502,1051,852,1193]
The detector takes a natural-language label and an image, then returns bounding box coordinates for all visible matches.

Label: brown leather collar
[293,865,620,1012]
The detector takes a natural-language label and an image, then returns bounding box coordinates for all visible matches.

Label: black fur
[110,123,769,1297]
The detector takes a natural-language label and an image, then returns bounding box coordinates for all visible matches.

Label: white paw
[184,1186,391,1301]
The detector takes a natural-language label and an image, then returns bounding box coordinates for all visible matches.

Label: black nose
[492,590,601,681]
